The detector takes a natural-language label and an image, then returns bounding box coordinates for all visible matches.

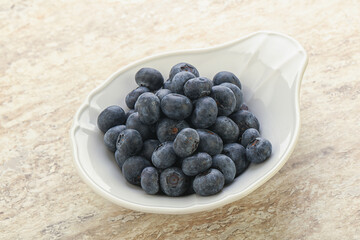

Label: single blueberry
[122,156,151,186]
[151,141,177,169]
[213,71,242,89]
[160,167,190,197]
[169,62,199,80]
[196,129,223,156]
[193,168,225,196]
[164,71,195,94]
[97,105,126,133]
[210,116,239,144]
[135,68,164,90]
[246,137,272,163]
[116,129,143,156]
[212,154,236,184]
[182,152,212,176]
[155,88,172,101]
[210,85,236,116]
[241,128,260,147]
[223,143,250,177]
[140,139,160,160]
[183,77,213,100]
[125,87,150,109]
[156,118,190,142]
[126,112,155,140]
[125,109,136,122]
[114,149,129,169]
[135,92,161,125]
[161,93,193,120]
[141,167,159,195]
[104,125,126,152]
[191,96,218,129]
[229,110,260,138]
[173,128,200,158]
[220,83,243,111]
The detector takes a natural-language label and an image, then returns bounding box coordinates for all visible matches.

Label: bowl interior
[71,32,307,214]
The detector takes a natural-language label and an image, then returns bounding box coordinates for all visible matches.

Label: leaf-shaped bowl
[70,31,308,214]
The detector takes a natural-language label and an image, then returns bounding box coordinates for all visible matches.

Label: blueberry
[191,97,218,128]
[239,103,249,111]
[125,109,136,122]
[141,167,159,195]
[135,68,164,90]
[241,128,260,147]
[114,149,129,169]
[126,112,155,140]
[229,110,260,138]
[97,105,126,133]
[220,83,243,111]
[151,142,177,169]
[163,79,171,90]
[183,77,213,100]
[210,116,239,143]
[196,129,223,156]
[161,93,193,120]
[169,62,199,80]
[160,167,190,197]
[173,128,200,158]
[140,139,160,160]
[246,137,272,163]
[212,154,236,184]
[193,168,225,196]
[122,156,151,186]
[134,92,161,125]
[156,118,190,142]
[213,71,242,89]
[116,129,143,156]
[210,85,236,116]
[182,152,212,176]
[223,143,250,177]
[125,87,150,109]
[104,125,126,152]
[164,71,195,94]
[155,88,172,101]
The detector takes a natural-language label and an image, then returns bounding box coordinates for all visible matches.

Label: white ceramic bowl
[70,31,308,214]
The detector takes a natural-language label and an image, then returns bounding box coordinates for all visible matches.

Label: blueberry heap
[97,63,272,197]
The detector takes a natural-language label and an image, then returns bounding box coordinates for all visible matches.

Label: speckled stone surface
[1,0,360,239]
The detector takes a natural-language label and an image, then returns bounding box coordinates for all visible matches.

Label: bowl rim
[70,30,308,214]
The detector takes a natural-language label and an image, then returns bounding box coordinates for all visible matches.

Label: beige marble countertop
[1,0,360,239]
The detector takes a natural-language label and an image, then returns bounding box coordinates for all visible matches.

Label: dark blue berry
[241,128,260,147]
[212,154,236,184]
[246,137,272,163]
[125,109,136,122]
[210,116,239,143]
[196,129,223,156]
[125,87,150,109]
[116,129,143,156]
[182,152,212,176]
[213,71,242,89]
[165,71,195,94]
[223,143,250,177]
[134,92,161,125]
[156,118,189,142]
[155,88,171,101]
[140,139,160,160]
[220,83,243,111]
[160,167,190,197]
[114,149,129,169]
[104,125,126,152]
[161,93,193,120]
[229,110,260,137]
[141,167,159,195]
[122,156,151,186]
[97,105,126,133]
[210,85,236,116]
[183,77,213,100]
[169,62,199,80]
[191,97,218,128]
[151,142,177,169]
[135,68,164,90]
[173,128,200,158]
[126,112,154,140]
[193,168,225,196]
